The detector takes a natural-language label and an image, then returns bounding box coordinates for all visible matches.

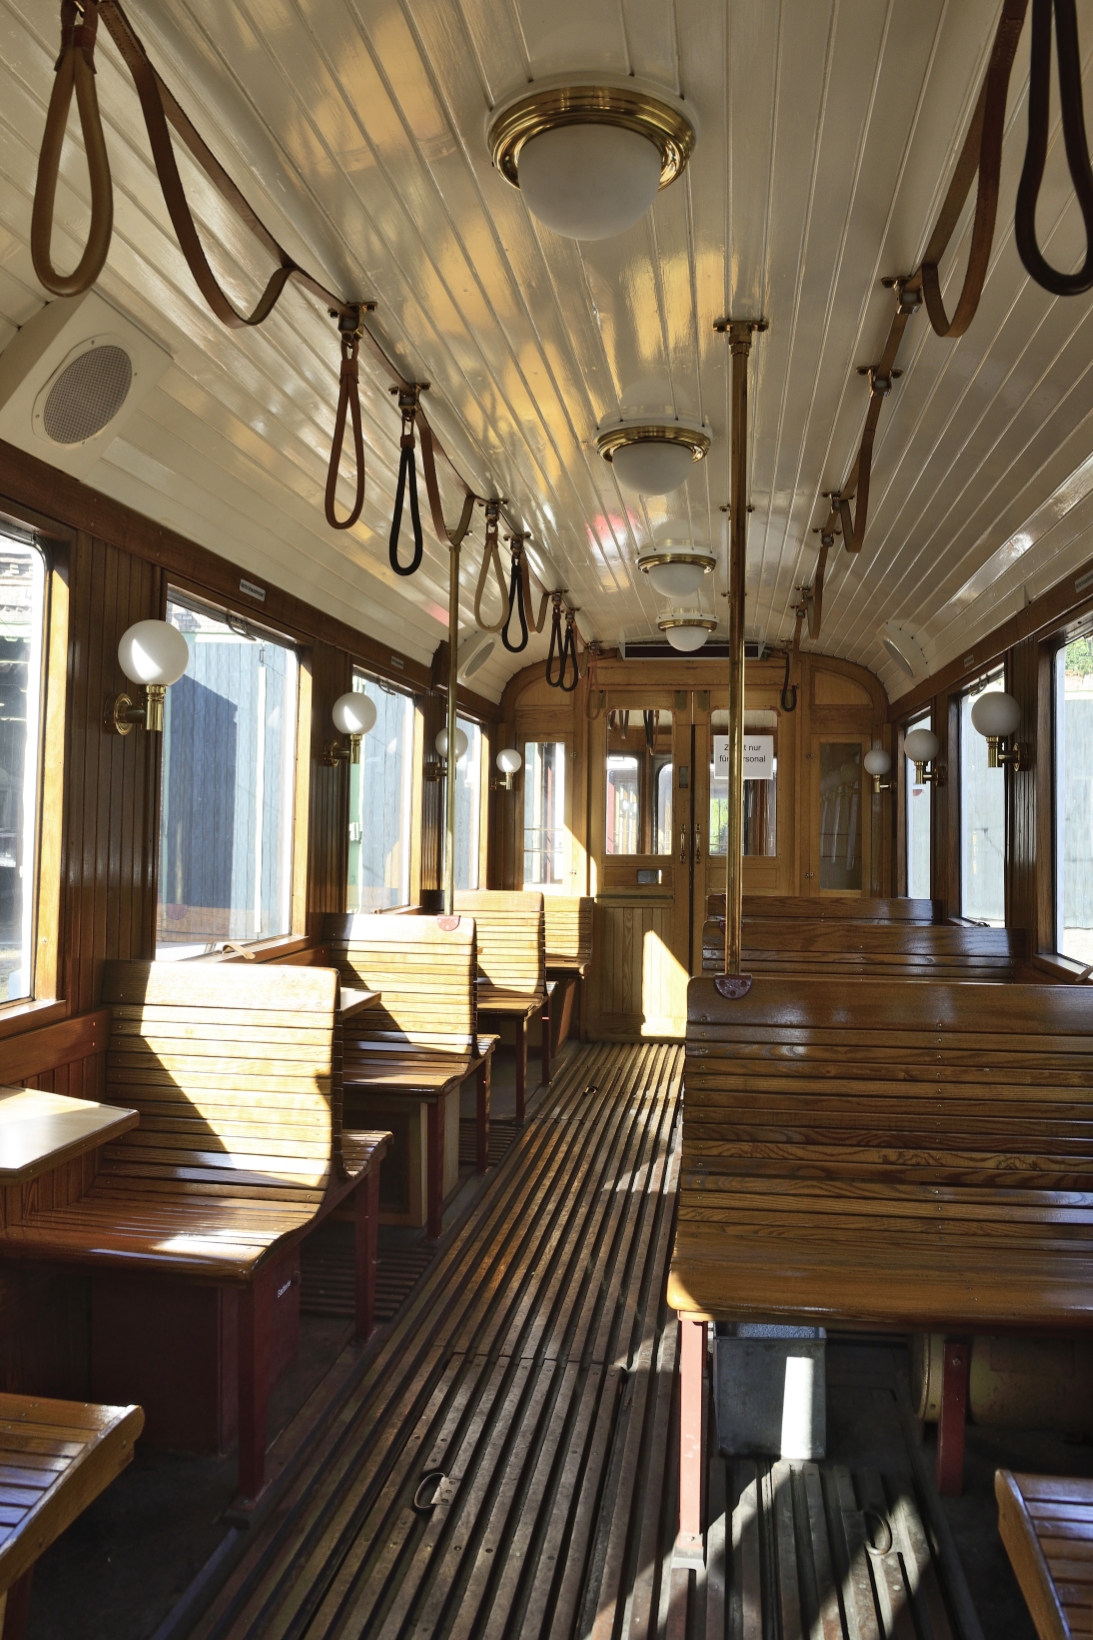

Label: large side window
[157,593,300,958]
[0,529,48,1002]
[960,672,1006,925]
[453,714,484,890]
[348,670,416,910]
[1055,634,1093,963]
[522,740,568,891]
[904,711,932,898]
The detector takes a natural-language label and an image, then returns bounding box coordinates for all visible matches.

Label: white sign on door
[713,734,775,780]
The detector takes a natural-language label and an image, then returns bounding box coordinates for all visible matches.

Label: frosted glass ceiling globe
[332,692,377,737]
[970,690,1021,738]
[640,552,715,599]
[517,123,663,240]
[664,622,710,653]
[117,619,189,687]
[610,437,696,495]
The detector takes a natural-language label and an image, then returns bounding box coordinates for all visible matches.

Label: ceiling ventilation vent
[0,291,171,479]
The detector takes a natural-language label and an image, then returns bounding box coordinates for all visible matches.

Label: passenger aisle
[192,1043,683,1640]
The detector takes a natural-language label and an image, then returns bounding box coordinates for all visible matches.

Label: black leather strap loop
[500,545,529,652]
[390,401,424,576]
[1016,0,1093,295]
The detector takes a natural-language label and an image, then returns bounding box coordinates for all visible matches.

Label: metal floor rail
[192,1041,684,1640]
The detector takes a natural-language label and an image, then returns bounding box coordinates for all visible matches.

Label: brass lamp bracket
[105,684,166,735]
[988,738,1026,772]
[321,735,362,768]
[912,758,947,788]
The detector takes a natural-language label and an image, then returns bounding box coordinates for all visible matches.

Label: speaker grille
[41,345,133,445]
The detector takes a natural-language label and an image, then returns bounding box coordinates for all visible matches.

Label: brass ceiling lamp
[487,75,698,241]
[596,417,710,494]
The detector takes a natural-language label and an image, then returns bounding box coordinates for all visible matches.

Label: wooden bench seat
[325,913,494,1240]
[543,895,593,1061]
[670,977,1093,1518]
[700,916,1025,979]
[0,1393,144,1639]
[710,893,943,923]
[0,962,389,1503]
[997,1468,1093,1639]
[454,890,545,1118]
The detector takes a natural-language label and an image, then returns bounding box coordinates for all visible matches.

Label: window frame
[155,584,310,960]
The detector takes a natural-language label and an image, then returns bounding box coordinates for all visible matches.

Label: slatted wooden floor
[191,1042,684,1640]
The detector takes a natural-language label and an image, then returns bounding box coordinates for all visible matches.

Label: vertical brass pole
[723,321,757,976]
[444,541,460,915]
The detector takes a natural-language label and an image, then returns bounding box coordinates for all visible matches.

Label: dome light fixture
[108,618,190,734]
[864,747,894,794]
[323,690,378,766]
[487,75,698,241]
[970,689,1024,770]
[435,727,469,764]
[597,417,709,495]
[903,726,945,786]
[493,747,523,791]
[638,544,716,600]
[658,614,718,653]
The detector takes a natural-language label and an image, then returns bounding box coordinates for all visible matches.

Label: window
[709,710,778,856]
[605,708,672,855]
[523,740,567,890]
[348,672,415,910]
[0,530,47,1002]
[960,674,1005,924]
[157,594,300,957]
[1055,635,1093,963]
[818,743,863,891]
[452,715,483,890]
[904,712,932,898]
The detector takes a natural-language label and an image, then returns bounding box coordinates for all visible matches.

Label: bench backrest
[543,896,593,970]
[710,894,942,923]
[686,976,1093,1191]
[701,918,1024,979]
[454,890,545,997]
[323,912,478,1049]
[103,961,338,1197]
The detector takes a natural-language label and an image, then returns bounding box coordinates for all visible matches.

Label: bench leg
[475,1058,491,1174]
[426,1097,445,1242]
[541,992,552,1086]
[237,1267,276,1503]
[353,1163,380,1342]
[1,1569,33,1640]
[936,1337,970,1497]
[515,1017,527,1124]
[679,1318,706,1556]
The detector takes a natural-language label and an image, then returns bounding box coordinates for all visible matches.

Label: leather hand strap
[32,0,114,296]
[544,596,564,684]
[1016,0,1093,294]
[389,395,424,576]
[324,317,365,530]
[500,541,530,653]
[473,502,508,631]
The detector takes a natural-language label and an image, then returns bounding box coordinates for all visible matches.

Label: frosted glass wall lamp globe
[435,727,469,767]
[324,690,377,766]
[658,614,717,653]
[970,689,1025,770]
[596,417,709,495]
[903,726,945,786]
[864,747,894,793]
[109,618,190,734]
[637,545,716,599]
[494,747,523,791]
[487,76,698,241]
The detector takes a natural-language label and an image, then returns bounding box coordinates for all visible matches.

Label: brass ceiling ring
[657,615,718,634]
[638,551,716,574]
[488,84,697,192]
[595,423,710,466]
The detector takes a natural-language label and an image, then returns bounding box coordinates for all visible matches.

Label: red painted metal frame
[936,1336,970,1496]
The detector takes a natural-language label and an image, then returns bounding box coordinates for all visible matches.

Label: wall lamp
[864,748,894,793]
[322,691,377,766]
[970,690,1025,771]
[426,726,469,781]
[106,619,189,734]
[493,748,523,791]
[903,727,946,787]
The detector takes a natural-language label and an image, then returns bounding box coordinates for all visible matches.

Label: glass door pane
[818,743,863,892]
[605,708,673,855]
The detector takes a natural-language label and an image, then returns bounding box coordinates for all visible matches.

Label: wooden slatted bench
[669,976,1093,1534]
[0,962,389,1504]
[0,1393,144,1639]
[710,893,943,923]
[454,890,545,1120]
[324,913,494,1241]
[700,916,1026,979]
[997,1468,1093,1639]
[543,895,593,1064]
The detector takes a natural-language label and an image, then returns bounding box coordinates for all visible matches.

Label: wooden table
[0,1090,138,1186]
[339,988,381,1022]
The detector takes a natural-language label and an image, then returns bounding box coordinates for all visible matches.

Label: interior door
[806,734,870,896]
[587,690,692,1038]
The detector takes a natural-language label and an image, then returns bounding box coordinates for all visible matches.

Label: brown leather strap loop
[417,417,477,550]
[324,318,365,531]
[1016,0,1093,295]
[473,502,508,632]
[519,549,550,635]
[32,0,113,297]
[545,597,564,685]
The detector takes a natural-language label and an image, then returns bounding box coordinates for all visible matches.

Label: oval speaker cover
[41,344,133,445]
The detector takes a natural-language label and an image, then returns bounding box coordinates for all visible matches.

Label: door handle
[694,823,702,864]
[679,825,687,863]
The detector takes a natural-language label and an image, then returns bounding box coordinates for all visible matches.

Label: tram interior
[4,0,1093,1636]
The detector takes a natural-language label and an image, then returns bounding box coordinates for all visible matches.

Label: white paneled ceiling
[2,0,1093,699]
